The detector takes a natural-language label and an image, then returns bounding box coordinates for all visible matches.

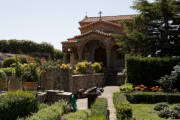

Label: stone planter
[8,77,21,91]
[23,82,38,91]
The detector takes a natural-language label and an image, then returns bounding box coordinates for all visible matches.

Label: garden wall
[71,73,105,93]
[40,68,72,92]
[40,69,105,93]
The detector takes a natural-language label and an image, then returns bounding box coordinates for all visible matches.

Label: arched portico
[81,40,107,67]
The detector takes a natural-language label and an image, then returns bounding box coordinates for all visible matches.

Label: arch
[94,47,107,66]
[81,40,107,67]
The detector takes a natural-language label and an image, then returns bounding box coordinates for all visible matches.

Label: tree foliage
[116,0,180,57]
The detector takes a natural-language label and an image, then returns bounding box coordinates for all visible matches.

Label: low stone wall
[71,73,105,93]
[40,68,71,92]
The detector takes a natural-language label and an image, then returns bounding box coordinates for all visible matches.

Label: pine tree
[116,0,180,56]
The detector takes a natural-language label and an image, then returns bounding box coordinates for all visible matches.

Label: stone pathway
[100,86,119,120]
[76,86,119,120]
[77,98,88,110]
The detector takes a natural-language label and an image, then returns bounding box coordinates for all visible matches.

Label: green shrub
[64,110,90,120]
[53,49,63,60]
[153,103,169,111]
[126,56,180,86]
[2,57,17,68]
[125,91,180,103]
[26,100,70,120]
[88,115,106,120]
[21,63,40,82]
[38,103,49,110]
[91,98,108,118]
[0,69,7,80]
[119,83,133,93]
[0,40,55,59]
[113,92,132,120]
[158,64,180,91]
[1,67,15,76]
[113,92,127,106]
[158,108,179,119]
[115,102,132,120]
[91,62,103,73]
[0,90,38,120]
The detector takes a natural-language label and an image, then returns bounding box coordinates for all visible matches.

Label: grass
[131,104,180,120]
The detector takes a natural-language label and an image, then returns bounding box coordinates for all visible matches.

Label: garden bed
[132,104,180,120]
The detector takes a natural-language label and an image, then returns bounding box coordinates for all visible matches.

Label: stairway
[105,68,118,86]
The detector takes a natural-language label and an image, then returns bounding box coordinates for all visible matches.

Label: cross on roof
[98,11,103,19]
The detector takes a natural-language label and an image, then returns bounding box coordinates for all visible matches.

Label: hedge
[126,56,180,86]
[26,100,70,120]
[0,39,63,59]
[90,98,108,120]
[64,110,90,120]
[113,92,132,120]
[0,90,38,120]
[87,115,106,120]
[125,91,180,104]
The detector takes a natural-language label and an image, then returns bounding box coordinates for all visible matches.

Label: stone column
[63,52,68,64]
[78,50,83,61]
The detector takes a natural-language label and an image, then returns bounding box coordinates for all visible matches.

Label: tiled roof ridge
[74,30,112,38]
[63,30,113,44]
[79,14,138,23]
[79,20,122,30]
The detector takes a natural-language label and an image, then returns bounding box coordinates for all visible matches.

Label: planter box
[23,82,38,91]
[8,77,21,91]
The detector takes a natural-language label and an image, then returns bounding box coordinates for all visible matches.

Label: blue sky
[0,0,138,50]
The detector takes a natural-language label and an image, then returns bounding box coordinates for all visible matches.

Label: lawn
[131,104,180,120]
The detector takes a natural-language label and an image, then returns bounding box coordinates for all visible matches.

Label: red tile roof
[62,30,113,44]
[79,14,138,23]
[74,30,112,39]
[79,20,122,30]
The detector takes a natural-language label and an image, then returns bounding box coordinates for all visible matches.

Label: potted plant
[21,63,40,91]
[0,69,7,91]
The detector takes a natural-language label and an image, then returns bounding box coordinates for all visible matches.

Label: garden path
[76,86,119,120]
[99,86,119,120]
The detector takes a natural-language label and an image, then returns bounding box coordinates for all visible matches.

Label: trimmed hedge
[113,92,132,120]
[126,56,180,86]
[88,115,106,120]
[0,39,63,59]
[26,100,70,120]
[0,90,38,120]
[90,98,108,120]
[0,39,54,55]
[125,92,180,104]
[64,110,90,120]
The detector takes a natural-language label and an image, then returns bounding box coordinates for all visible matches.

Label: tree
[116,0,180,57]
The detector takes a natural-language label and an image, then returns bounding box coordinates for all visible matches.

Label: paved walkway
[76,86,119,120]
[77,98,88,110]
[100,86,119,120]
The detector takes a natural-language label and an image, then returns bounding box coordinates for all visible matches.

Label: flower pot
[23,82,38,91]
[8,77,21,91]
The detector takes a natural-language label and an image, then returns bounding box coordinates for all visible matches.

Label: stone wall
[71,73,105,93]
[40,69,105,94]
[40,68,72,92]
